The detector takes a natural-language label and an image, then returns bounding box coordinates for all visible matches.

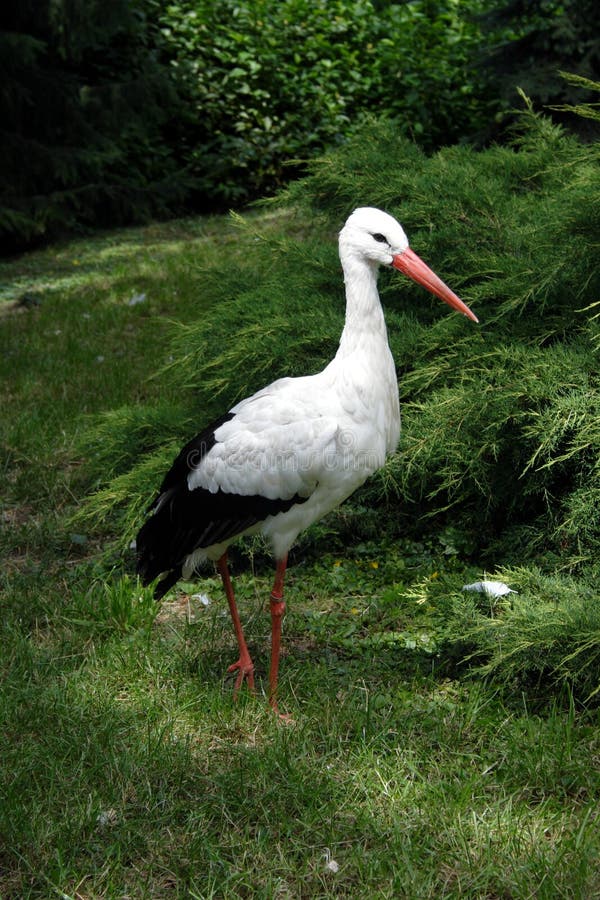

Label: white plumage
[463,580,516,597]
[136,207,478,711]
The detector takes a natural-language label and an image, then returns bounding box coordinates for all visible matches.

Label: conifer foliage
[0,0,189,251]
[77,94,600,698]
[81,98,600,576]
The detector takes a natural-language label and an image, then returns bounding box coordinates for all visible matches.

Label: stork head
[339,207,478,323]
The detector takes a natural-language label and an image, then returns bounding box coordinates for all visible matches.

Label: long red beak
[392,247,478,323]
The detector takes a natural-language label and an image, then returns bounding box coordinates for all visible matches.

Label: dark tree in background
[0,0,190,252]
[481,0,600,137]
[1,0,598,252]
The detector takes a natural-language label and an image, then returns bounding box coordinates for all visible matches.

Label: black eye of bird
[372,233,387,243]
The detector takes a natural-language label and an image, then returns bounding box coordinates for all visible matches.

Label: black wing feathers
[136,412,307,597]
[151,411,234,504]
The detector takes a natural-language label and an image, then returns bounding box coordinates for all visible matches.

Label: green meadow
[2,110,600,897]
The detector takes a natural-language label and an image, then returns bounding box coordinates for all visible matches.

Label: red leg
[217,552,255,698]
[268,554,288,714]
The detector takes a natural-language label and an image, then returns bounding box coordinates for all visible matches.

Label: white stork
[136,207,478,712]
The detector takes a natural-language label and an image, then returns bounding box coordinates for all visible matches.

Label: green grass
[2,214,600,898]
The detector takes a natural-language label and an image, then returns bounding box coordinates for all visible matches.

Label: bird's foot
[268,695,294,725]
[227,656,255,698]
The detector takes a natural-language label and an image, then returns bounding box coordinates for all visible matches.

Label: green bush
[450,567,600,701]
[399,565,600,701]
[160,0,496,204]
[79,94,600,575]
[286,101,600,566]
[74,91,600,699]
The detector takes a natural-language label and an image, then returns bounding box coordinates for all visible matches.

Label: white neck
[335,252,388,359]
